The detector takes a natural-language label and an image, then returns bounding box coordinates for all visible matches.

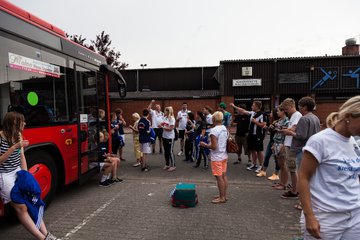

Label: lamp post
[140,63,147,69]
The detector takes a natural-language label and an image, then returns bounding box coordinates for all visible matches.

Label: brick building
[111,41,360,125]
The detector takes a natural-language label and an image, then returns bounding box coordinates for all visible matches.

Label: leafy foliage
[67,31,127,70]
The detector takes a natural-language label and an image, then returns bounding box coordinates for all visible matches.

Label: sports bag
[170,183,198,208]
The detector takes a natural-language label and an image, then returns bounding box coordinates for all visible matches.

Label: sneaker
[267,173,280,181]
[112,177,123,183]
[163,165,170,170]
[99,180,111,187]
[142,167,150,172]
[107,179,116,185]
[167,167,176,172]
[233,158,241,165]
[255,166,262,173]
[192,164,200,168]
[132,162,141,167]
[202,166,209,170]
[256,170,266,177]
[246,160,252,167]
[45,232,58,240]
[246,164,257,171]
[177,151,184,156]
[281,191,299,199]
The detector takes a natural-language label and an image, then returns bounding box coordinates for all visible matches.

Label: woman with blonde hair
[0,112,58,239]
[129,113,142,167]
[200,111,229,203]
[160,106,176,172]
[298,95,360,239]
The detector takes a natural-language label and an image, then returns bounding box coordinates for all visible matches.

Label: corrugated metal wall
[222,61,275,96]
[117,66,218,92]
[221,56,360,97]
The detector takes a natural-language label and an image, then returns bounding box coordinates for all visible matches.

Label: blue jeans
[263,141,280,172]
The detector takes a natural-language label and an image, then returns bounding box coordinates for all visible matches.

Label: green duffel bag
[171,183,198,208]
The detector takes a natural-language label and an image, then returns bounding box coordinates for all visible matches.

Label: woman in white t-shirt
[161,106,176,172]
[200,111,228,204]
[298,95,360,240]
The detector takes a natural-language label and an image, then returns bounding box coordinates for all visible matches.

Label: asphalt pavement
[0,132,302,240]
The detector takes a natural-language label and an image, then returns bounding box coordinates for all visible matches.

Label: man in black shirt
[232,104,251,165]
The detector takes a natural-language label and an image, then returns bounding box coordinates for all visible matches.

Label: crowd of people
[121,95,360,239]
[1,95,359,239]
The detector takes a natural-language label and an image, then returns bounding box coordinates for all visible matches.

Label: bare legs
[215,173,228,202]
[11,203,47,240]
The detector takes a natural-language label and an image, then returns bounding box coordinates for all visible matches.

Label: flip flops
[294,203,302,210]
[272,183,286,190]
[211,198,227,204]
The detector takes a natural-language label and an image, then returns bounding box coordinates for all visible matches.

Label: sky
[8,0,360,69]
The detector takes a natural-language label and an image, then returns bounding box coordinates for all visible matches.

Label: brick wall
[314,101,344,125]
[109,97,345,128]
[111,98,220,125]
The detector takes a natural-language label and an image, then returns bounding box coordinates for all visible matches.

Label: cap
[219,102,226,109]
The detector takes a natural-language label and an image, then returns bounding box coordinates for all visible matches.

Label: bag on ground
[170,183,198,208]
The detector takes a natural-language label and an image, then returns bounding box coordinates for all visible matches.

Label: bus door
[75,65,100,182]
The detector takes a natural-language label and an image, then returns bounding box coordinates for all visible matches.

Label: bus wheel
[27,150,58,207]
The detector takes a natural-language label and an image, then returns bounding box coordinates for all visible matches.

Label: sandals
[294,203,302,210]
[213,195,228,201]
[211,198,226,204]
[272,183,286,190]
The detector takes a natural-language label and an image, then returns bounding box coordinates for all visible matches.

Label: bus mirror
[119,84,126,98]
[117,77,127,98]
[99,64,127,98]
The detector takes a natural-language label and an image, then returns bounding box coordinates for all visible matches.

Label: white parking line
[62,192,121,240]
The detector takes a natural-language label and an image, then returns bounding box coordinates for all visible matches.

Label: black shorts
[247,134,264,152]
[178,130,185,139]
[153,128,163,140]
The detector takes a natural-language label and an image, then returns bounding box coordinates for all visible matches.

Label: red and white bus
[0,1,126,217]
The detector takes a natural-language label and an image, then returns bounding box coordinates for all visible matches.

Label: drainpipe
[136,69,139,92]
[273,59,278,108]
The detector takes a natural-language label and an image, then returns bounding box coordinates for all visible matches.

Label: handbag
[226,132,238,153]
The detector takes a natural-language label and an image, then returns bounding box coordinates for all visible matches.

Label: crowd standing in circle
[2,95,359,239]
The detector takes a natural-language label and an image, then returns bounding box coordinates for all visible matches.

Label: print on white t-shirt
[150,109,164,128]
[303,128,360,212]
[177,110,190,130]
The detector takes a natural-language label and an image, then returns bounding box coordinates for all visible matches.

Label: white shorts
[301,207,360,240]
[120,134,125,142]
[140,142,152,154]
[0,167,21,204]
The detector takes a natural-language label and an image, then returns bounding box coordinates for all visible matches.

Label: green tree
[67,31,127,70]
[91,31,128,70]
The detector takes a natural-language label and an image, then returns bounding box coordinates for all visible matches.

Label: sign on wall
[241,67,253,76]
[233,79,262,87]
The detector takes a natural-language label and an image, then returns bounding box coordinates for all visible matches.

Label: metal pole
[136,69,139,92]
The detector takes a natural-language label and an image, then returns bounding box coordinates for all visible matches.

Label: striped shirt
[0,137,21,173]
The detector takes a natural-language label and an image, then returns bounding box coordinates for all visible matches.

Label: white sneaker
[246,164,256,171]
[177,151,183,156]
[255,166,262,173]
[45,232,59,240]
